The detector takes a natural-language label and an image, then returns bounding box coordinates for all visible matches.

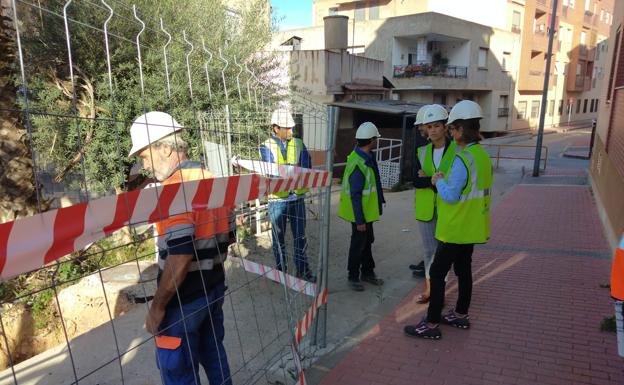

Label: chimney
[323,15,349,51]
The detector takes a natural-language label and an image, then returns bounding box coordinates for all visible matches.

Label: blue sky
[271,0,313,31]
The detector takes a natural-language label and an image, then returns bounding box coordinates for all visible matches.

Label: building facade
[590,0,624,248]
[279,0,614,133]
[273,10,519,133]
[509,0,614,131]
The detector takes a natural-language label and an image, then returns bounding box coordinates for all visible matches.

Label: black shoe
[361,275,384,286]
[409,261,425,271]
[348,279,364,291]
[412,269,425,278]
[404,319,442,340]
[297,270,317,283]
[441,310,470,329]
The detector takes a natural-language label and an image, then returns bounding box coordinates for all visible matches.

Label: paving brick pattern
[318,184,623,385]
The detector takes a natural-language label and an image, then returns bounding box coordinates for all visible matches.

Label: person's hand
[145,305,166,335]
[417,169,426,177]
[356,223,367,232]
[431,172,444,185]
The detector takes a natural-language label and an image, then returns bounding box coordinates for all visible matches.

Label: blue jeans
[156,283,231,385]
[267,197,309,274]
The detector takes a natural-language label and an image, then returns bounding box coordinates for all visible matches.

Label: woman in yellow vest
[404,100,493,339]
[412,105,457,303]
[338,122,386,291]
[611,233,624,356]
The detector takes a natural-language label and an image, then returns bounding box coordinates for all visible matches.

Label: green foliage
[17,0,278,198]
[31,288,54,330]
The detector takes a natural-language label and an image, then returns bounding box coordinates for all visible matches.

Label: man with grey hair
[129,111,234,385]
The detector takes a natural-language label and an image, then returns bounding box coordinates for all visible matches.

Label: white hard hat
[421,104,449,125]
[128,111,183,157]
[447,100,483,125]
[414,105,429,126]
[355,122,381,139]
[270,108,296,128]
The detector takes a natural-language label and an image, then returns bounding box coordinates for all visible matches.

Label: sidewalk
[312,171,623,385]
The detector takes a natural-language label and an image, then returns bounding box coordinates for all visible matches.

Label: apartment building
[273,7,519,132]
[277,0,614,132]
[510,0,614,131]
[590,0,624,247]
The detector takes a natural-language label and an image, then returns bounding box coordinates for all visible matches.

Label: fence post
[224,105,233,176]
[312,106,338,348]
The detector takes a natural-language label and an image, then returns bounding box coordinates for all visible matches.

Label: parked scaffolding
[0,0,337,384]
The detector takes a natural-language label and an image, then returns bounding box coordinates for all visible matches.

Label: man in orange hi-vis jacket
[611,232,624,357]
[129,111,234,385]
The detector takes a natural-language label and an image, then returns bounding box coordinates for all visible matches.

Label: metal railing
[393,64,468,79]
[576,74,584,87]
[482,143,549,171]
[511,25,522,34]
[498,107,510,117]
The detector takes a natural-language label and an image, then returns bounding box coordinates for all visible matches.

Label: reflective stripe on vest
[155,166,234,272]
[158,253,226,272]
[338,150,380,223]
[435,144,492,244]
[414,141,457,222]
[264,137,309,198]
[612,234,624,300]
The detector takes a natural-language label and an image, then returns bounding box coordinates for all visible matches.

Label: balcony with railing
[576,74,584,87]
[393,64,468,79]
[511,25,522,34]
[498,107,510,117]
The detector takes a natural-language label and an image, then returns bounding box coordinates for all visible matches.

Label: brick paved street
[316,181,623,385]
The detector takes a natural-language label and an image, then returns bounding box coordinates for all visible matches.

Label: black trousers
[427,242,474,323]
[347,222,376,281]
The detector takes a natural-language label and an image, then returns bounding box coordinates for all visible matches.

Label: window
[569,0,575,8]
[355,3,365,21]
[502,52,511,71]
[517,101,527,119]
[606,12,611,25]
[600,9,604,21]
[576,99,581,113]
[512,11,521,33]
[462,93,475,101]
[584,0,590,12]
[559,99,564,115]
[590,99,595,112]
[595,99,599,111]
[329,7,338,15]
[583,99,588,113]
[548,100,555,116]
[580,31,586,45]
[478,48,489,68]
[369,0,380,20]
[499,95,509,117]
[531,101,540,119]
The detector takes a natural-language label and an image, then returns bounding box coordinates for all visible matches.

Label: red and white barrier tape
[290,342,307,385]
[231,257,316,297]
[294,287,328,346]
[0,166,330,281]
